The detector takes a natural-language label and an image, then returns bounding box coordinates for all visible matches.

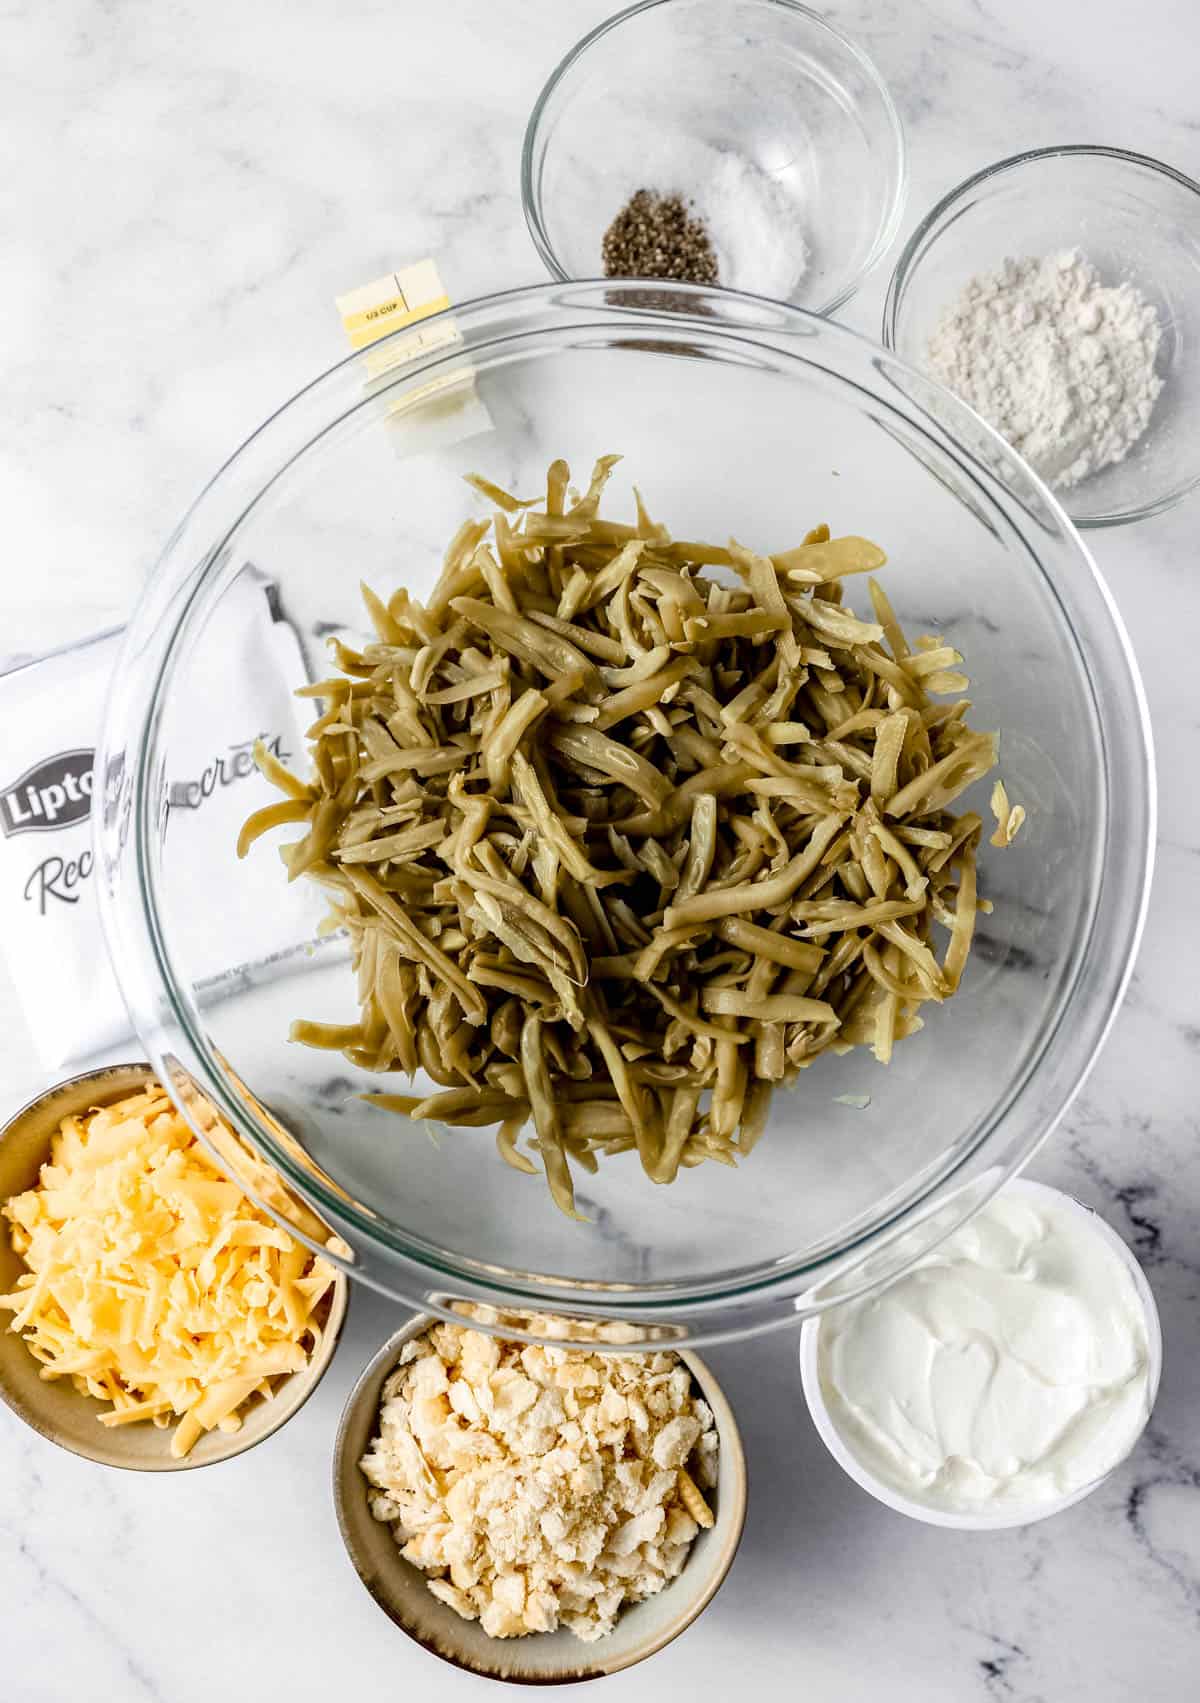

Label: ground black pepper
[601,188,719,285]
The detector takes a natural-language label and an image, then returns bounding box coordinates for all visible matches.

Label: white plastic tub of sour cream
[799,1179,1163,1530]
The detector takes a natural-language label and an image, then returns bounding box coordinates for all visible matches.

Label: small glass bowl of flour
[883,146,1200,526]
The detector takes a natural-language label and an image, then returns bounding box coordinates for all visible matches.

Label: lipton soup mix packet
[0,573,327,1069]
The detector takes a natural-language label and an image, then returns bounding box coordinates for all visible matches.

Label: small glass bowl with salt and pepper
[522,0,906,317]
[884,146,1200,528]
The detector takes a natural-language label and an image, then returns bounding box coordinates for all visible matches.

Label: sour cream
[817,1185,1155,1514]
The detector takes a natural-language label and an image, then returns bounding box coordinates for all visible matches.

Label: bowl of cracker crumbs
[522,0,906,316]
[333,1316,747,1682]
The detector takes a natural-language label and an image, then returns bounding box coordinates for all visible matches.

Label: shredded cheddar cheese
[0,1085,337,1457]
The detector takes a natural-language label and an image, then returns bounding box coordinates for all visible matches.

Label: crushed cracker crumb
[359,1323,718,1641]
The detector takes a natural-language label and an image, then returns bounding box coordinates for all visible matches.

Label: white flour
[926,249,1163,490]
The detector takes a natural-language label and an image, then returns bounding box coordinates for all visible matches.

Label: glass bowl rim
[519,0,909,320]
[96,277,1156,1342]
[881,142,1200,529]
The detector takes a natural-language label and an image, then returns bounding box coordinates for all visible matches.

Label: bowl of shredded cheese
[0,1064,349,1470]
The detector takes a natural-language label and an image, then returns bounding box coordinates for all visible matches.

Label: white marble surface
[2,1,1199,1698]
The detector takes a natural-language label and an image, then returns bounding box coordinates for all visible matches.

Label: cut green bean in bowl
[239,456,1017,1218]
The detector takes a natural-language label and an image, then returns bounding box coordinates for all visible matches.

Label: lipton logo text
[0,749,95,838]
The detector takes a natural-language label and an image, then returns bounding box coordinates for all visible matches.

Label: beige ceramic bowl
[0,1061,349,1471]
[334,1315,747,1683]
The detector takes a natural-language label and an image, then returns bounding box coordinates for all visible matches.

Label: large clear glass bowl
[96,281,1154,1346]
